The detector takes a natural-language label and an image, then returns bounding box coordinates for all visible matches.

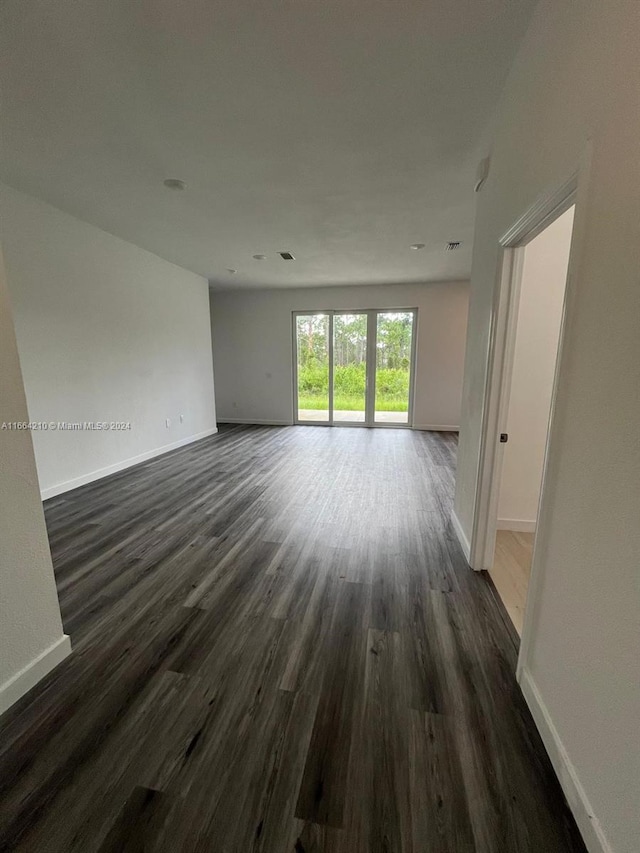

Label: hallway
[0,425,585,851]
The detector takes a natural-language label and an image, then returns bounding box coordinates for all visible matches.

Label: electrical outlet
[179,414,184,424]
[165,418,171,428]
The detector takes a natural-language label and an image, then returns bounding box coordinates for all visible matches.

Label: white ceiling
[0,0,537,289]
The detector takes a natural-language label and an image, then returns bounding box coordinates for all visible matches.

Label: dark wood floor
[0,425,586,852]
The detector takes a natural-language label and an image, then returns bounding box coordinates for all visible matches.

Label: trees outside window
[296,311,413,414]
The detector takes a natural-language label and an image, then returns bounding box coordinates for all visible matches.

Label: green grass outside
[297,364,409,412]
[298,393,408,412]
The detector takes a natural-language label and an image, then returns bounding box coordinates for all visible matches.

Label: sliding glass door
[333,313,368,423]
[295,313,331,422]
[374,311,415,425]
[294,309,416,427]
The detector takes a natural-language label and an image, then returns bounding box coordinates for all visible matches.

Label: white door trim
[466,144,593,681]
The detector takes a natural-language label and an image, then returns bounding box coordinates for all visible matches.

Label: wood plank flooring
[0,425,586,852]
[490,530,535,636]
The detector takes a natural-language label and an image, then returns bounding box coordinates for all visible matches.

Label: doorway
[487,206,576,635]
[293,309,416,427]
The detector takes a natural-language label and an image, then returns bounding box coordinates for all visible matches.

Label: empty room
[0,2,637,853]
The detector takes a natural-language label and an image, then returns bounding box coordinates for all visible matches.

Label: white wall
[210,282,469,429]
[498,207,574,529]
[454,2,640,851]
[0,185,217,497]
[0,247,69,715]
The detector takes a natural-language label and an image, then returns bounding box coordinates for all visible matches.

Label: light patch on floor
[490,530,534,636]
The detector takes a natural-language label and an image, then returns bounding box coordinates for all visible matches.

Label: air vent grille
[446,241,462,251]
[279,251,295,260]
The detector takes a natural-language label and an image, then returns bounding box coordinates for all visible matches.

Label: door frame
[466,147,592,680]
[292,308,418,428]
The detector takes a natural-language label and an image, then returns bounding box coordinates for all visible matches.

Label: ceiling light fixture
[410,243,425,250]
[163,178,186,191]
[253,254,267,260]
[226,268,237,274]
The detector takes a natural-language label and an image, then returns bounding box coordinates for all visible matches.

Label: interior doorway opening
[293,309,416,427]
[488,206,576,635]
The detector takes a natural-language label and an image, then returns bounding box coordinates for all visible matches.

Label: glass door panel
[374,311,414,424]
[333,313,367,423]
[296,314,330,422]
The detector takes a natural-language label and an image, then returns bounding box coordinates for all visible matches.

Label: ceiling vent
[446,241,462,251]
[279,251,295,260]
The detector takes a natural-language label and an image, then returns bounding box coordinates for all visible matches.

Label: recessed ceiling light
[410,243,425,250]
[253,254,267,260]
[163,178,186,191]
[226,268,237,274]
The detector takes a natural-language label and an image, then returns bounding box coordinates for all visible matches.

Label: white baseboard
[219,418,293,426]
[41,427,218,499]
[519,668,611,853]
[0,634,71,717]
[497,518,537,533]
[451,509,472,564]
[412,424,459,432]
